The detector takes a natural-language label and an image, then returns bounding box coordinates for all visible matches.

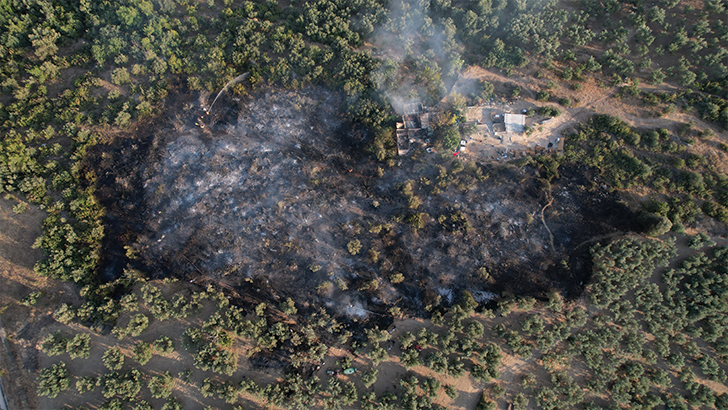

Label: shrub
[399,332,416,350]
[76,376,97,393]
[368,346,388,366]
[538,106,561,117]
[279,298,297,315]
[547,291,563,312]
[132,401,153,410]
[21,291,42,306]
[37,362,70,398]
[641,212,673,236]
[687,233,716,249]
[133,341,153,365]
[53,303,76,324]
[41,332,68,356]
[99,369,142,400]
[513,392,529,409]
[361,368,378,388]
[148,372,175,399]
[425,351,448,373]
[401,350,420,368]
[66,333,91,359]
[389,273,405,284]
[347,240,362,255]
[103,346,124,370]
[126,314,150,337]
[119,294,139,313]
[99,399,124,410]
[110,67,130,85]
[366,327,390,344]
[459,291,478,313]
[476,392,496,410]
[154,336,175,355]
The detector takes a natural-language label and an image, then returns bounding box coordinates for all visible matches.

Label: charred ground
[89,86,641,316]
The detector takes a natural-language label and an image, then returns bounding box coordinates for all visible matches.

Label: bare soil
[460,65,727,156]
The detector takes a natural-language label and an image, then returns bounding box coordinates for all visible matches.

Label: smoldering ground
[90,86,637,317]
[93,86,391,311]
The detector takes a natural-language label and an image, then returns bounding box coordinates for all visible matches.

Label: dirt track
[461,65,727,149]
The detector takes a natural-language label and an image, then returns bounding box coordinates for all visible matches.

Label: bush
[459,291,478,313]
[513,393,529,409]
[21,291,42,306]
[687,233,716,249]
[66,333,91,359]
[126,314,150,337]
[476,392,496,410]
[538,106,561,117]
[133,341,153,365]
[547,291,563,312]
[148,372,175,399]
[99,399,124,410]
[99,369,142,400]
[401,350,420,368]
[347,240,362,255]
[640,212,673,236]
[368,346,388,366]
[110,67,130,85]
[154,336,175,355]
[389,273,405,284]
[37,362,70,398]
[162,398,183,410]
[279,298,297,315]
[41,332,68,356]
[103,346,125,370]
[53,303,76,324]
[361,368,378,388]
[76,376,97,393]
[132,401,153,410]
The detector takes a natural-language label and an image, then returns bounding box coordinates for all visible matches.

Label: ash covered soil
[90,86,638,315]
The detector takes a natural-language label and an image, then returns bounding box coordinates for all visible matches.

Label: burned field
[90,87,639,317]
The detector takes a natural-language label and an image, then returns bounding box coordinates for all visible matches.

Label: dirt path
[461,65,727,150]
[541,194,555,250]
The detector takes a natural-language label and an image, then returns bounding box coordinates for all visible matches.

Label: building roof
[504,114,525,134]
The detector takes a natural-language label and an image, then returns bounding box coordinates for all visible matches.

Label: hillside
[0,0,727,408]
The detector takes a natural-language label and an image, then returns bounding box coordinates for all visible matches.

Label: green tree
[103,346,125,370]
[99,369,142,400]
[66,333,91,359]
[154,336,175,355]
[53,303,76,324]
[29,27,60,60]
[347,240,362,255]
[133,341,153,365]
[148,372,175,399]
[361,368,378,388]
[41,332,68,356]
[37,362,70,398]
[76,376,97,393]
[127,314,150,337]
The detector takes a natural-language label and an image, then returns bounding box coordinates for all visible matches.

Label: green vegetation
[31,237,728,408]
[37,362,70,398]
[5,0,728,408]
[148,372,174,399]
